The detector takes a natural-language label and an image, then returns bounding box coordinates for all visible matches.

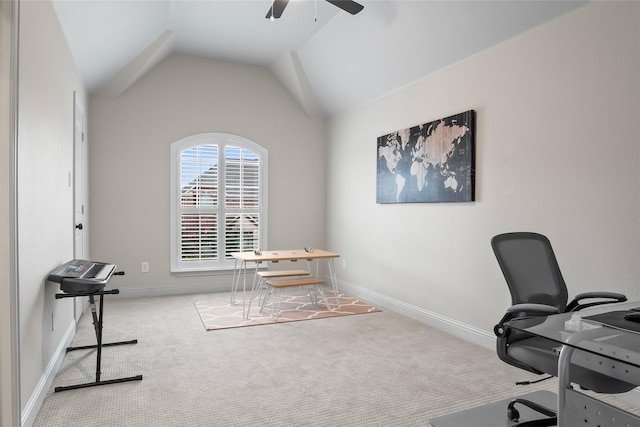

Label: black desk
[508,301,640,426]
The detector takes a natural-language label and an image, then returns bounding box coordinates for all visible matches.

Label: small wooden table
[230,249,341,318]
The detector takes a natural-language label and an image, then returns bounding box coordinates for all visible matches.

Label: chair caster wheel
[507,406,520,421]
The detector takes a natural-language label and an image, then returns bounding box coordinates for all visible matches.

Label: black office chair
[491,232,633,426]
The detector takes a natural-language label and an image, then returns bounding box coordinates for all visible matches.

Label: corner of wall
[21,320,75,427]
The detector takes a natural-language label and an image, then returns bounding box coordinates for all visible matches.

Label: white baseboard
[21,320,76,427]
[337,279,496,351]
[116,282,232,299]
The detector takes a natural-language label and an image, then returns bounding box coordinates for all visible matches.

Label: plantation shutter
[224,146,260,258]
[179,145,219,261]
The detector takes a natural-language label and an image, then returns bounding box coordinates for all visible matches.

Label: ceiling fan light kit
[266,0,364,20]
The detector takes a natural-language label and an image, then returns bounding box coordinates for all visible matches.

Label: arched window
[170,133,268,272]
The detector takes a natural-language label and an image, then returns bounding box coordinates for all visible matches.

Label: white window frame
[170,133,268,273]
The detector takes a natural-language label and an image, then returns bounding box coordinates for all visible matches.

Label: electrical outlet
[141,261,149,273]
[51,311,55,331]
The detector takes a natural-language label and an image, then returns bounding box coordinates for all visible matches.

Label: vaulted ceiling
[51,0,586,117]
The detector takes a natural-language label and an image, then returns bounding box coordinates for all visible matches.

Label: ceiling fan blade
[266,0,289,19]
[325,0,364,15]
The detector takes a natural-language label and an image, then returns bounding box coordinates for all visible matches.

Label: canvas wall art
[376,110,475,204]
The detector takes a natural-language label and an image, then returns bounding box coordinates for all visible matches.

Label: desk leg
[246,267,263,318]
[242,261,246,317]
[238,261,249,318]
[231,258,240,304]
[557,344,574,427]
[307,258,340,309]
[231,260,260,318]
[328,259,340,308]
[244,263,260,319]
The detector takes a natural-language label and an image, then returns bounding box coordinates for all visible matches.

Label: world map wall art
[376,110,475,204]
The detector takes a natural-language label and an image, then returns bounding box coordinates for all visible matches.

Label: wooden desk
[230,249,340,318]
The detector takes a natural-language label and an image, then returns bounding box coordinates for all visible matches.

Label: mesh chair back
[491,232,568,311]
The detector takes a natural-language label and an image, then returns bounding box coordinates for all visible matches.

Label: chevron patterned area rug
[195,291,380,330]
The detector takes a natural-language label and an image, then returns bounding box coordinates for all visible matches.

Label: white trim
[338,278,496,351]
[116,282,234,299]
[21,320,75,427]
[169,132,268,272]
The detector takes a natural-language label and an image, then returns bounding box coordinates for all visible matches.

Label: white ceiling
[51,0,586,116]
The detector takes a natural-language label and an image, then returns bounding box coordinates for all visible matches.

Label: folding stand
[54,288,143,392]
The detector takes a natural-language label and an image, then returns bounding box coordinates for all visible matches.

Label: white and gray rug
[195,291,380,330]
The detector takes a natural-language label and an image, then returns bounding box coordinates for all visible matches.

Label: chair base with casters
[507,398,557,427]
[428,390,558,427]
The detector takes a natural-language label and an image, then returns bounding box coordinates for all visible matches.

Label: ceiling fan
[266,0,364,20]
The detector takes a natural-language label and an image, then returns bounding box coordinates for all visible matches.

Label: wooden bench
[262,277,332,320]
[256,269,310,279]
[247,270,310,314]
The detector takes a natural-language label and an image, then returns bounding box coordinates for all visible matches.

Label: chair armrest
[506,303,560,316]
[494,304,560,337]
[566,292,627,312]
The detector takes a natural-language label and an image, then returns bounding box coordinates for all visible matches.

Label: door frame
[73,92,88,321]
[1,0,22,425]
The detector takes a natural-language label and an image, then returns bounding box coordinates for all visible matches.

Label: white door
[73,93,88,320]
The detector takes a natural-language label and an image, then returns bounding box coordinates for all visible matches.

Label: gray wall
[88,53,327,292]
[326,1,640,335]
[17,0,88,418]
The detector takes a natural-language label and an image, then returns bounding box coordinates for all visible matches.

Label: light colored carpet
[195,291,380,330]
[32,291,640,426]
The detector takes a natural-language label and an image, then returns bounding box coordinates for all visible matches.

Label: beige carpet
[195,290,380,330]
[32,292,640,427]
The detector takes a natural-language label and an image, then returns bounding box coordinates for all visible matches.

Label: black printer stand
[54,289,143,392]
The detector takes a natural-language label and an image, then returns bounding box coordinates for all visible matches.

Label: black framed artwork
[376,110,475,204]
